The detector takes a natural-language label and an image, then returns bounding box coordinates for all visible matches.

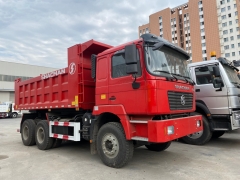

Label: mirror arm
[132,74,140,89]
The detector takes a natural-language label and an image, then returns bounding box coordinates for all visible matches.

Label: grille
[168,91,193,110]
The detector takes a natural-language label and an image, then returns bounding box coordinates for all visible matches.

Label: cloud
[0,0,187,68]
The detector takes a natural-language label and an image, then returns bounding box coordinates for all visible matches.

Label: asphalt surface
[0,118,240,180]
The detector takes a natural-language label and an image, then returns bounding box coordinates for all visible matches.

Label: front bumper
[131,115,202,143]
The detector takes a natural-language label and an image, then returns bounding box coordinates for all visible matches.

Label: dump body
[15,40,112,111]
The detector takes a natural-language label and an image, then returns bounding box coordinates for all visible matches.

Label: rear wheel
[212,131,225,139]
[11,113,18,118]
[145,141,171,152]
[35,120,54,150]
[97,122,134,168]
[21,119,36,146]
[181,113,212,145]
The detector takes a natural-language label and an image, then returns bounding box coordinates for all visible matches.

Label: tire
[35,120,54,150]
[52,139,62,148]
[181,113,212,145]
[145,141,171,152]
[11,113,18,118]
[21,119,36,146]
[212,131,225,139]
[97,122,134,168]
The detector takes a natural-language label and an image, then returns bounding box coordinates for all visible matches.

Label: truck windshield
[145,46,190,79]
[222,65,240,85]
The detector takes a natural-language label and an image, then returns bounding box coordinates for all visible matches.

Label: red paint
[63,135,69,140]
[53,134,58,138]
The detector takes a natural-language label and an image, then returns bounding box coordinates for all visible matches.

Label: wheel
[145,141,171,152]
[181,113,212,145]
[97,122,134,168]
[52,139,62,148]
[212,131,225,139]
[11,113,18,118]
[35,120,54,150]
[21,119,36,146]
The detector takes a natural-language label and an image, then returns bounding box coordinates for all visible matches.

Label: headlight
[167,126,174,135]
[197,120,201,127]
[234,112,240,120]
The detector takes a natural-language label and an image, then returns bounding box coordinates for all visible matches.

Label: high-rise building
[138,0,240,62]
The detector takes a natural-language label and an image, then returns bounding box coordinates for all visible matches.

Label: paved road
[0,118,240,180]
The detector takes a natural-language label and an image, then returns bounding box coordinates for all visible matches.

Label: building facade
[0,61,57,103]
[138,0,240,63]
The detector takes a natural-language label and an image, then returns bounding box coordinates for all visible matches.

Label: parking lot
[0,117,240,180]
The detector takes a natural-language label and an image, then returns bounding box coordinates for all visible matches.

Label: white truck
[0,102,21,118]
[180,53,240,145]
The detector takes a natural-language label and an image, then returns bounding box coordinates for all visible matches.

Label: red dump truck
[15,33,202,168]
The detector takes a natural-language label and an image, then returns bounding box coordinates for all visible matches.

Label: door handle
[109,96,116,100]
[195,89,200,92]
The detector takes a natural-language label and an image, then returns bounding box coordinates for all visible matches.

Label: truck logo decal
[175,85,189,90]
[41,69,66,80]
[181,95,185,105]
[69,63,76,75]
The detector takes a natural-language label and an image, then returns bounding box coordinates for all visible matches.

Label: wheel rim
[37,127,45,144]
[187,130,203,139]
[102,133,119,159]
[22,125,29,140]
[12,113,16,118]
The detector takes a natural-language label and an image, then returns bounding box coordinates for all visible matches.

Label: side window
[111,49,141,78]
[195,65,219,85]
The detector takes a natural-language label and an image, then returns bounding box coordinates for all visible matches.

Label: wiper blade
[172,73,195,85]
[153,70,178,81]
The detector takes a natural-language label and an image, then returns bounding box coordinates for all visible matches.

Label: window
[231,36,234,40]
[228,6,231,10]
[195,65,218,85]
[201,29,205,33]
[231,44,235,48]
[198,1,202,5]
[236,19,239,23]
[202,43,206,47]
[230,29,233,33]
[221,7,226,12]
[199,7,203,12]
[224,45,229,49]
[220,0,225,4]
[202,50,207,54]
[222,22,227,27]
[234,4,237,8]
[200,22,204,26]
[239,51,240,55]
[225,53,230,57]
[159,22,162,26]
[159,16,162,21]
[224,37,228,42]
[111,50,141,78]
[238,35,240,39]
[228,13,231,17]
[222,15,226,20]
[227,0,230,2]
[235,11,238,16]
[232,52,235,56]
[229,21,232,25]
[200,15,204,19]
[201,36,205,40]
[223,30,228,34]
[238,43,240,47]
[237,27,240,31]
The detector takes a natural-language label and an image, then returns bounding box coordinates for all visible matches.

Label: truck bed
[15,40,112,111]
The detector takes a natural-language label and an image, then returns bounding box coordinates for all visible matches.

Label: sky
[0,0,187,68]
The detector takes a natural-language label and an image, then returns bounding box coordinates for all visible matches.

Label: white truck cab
[181,55,240,145]
[0,102,21,118]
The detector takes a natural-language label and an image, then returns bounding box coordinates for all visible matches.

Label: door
[108,47,146,114]
[193,65,229,114]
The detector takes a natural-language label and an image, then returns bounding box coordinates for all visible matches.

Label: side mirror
[212,66,220,77]
[125,44,138,74]
[213,78,223,91]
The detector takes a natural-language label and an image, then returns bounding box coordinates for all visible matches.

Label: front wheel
[11,113,18,118]
[97,122,134,168]
[181,113,212,145]
[145,141,171,152]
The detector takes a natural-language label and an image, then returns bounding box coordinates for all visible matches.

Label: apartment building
[138,0,240,63]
